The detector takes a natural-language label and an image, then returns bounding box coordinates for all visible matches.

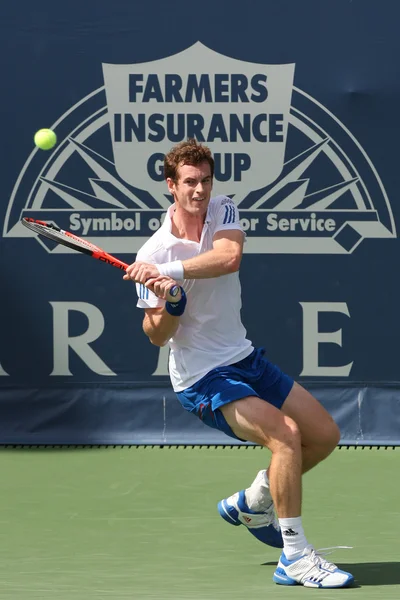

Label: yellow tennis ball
[34,128,57,150]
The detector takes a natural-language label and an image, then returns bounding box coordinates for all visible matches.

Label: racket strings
[24,220,98,252]
[64,231,99,251]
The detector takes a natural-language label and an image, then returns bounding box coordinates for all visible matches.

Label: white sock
[279,517,308,560]
[244,470,273,512]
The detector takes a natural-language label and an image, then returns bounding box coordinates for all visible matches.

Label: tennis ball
[34,128,57,150]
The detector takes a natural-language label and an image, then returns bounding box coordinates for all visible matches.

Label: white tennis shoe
[273,545,354,588]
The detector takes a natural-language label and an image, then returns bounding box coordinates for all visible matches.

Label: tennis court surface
[1,446,399,599]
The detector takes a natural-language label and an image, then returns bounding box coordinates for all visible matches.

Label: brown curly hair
[164,138,214,182]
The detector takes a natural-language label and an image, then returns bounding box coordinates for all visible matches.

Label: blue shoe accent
[217,498,241,526]
[218,490,283,548]
[273,549,355,588]
[272,566,297,586]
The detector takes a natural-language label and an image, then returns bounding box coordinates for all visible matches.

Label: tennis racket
[21,217,181,301]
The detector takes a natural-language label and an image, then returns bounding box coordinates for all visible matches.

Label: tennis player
[124,139,354,589]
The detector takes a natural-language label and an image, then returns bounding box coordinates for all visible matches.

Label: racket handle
[167,285,182,302]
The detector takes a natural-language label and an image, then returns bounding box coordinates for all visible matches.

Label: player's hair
[164,138,214,182]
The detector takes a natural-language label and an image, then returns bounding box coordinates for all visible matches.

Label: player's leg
[241,383,340,499]
[241,352,339,513]
[220,396,302,518]
[176,371,286,548]
[220,397,307,559]
[239,382,340,533]
[216,396,298,548]
[220,396,353,588]
[281,381,340,473]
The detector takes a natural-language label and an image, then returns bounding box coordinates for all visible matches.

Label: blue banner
[1,0,400,444]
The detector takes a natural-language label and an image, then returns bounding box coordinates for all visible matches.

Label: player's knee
[282,416,302,450]
[310,419,341,461]
[269,416,302,454]
[325,419,341,451]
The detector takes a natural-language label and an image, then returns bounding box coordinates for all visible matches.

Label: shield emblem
[102,42,295,204]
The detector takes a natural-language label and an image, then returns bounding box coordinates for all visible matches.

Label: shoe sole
[273,570,355,588]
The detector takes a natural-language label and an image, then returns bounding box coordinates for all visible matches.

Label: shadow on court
[262,561,400,586]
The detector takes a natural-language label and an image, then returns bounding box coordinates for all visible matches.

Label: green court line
[0,447,399,599]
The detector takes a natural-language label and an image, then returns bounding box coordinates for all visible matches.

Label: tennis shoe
[273,546,354,588]
[217,490,283,548]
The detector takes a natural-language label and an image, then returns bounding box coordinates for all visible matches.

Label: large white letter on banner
[300,302,353,376]
[50,302,116,376]
[152,345,169,376]
[0,361,9,376]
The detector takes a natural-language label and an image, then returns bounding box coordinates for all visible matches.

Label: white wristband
[156,260,184,281]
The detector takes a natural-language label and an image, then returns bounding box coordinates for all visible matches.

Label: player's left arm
[180,229,244,278]
[126,229,244,282]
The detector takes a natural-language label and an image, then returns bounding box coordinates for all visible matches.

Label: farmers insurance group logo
[4,42,396,254]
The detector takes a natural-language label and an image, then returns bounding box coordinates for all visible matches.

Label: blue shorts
[176,347,294,441]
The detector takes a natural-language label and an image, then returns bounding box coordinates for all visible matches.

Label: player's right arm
[142,307,180,347]
[137,274,184,347]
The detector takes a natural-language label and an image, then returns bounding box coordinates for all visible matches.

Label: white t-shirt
[136,195,253,391]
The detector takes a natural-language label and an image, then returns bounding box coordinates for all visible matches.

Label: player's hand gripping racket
[21,217,181,301]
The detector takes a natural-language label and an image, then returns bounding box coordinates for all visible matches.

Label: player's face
[167,161,213,217]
